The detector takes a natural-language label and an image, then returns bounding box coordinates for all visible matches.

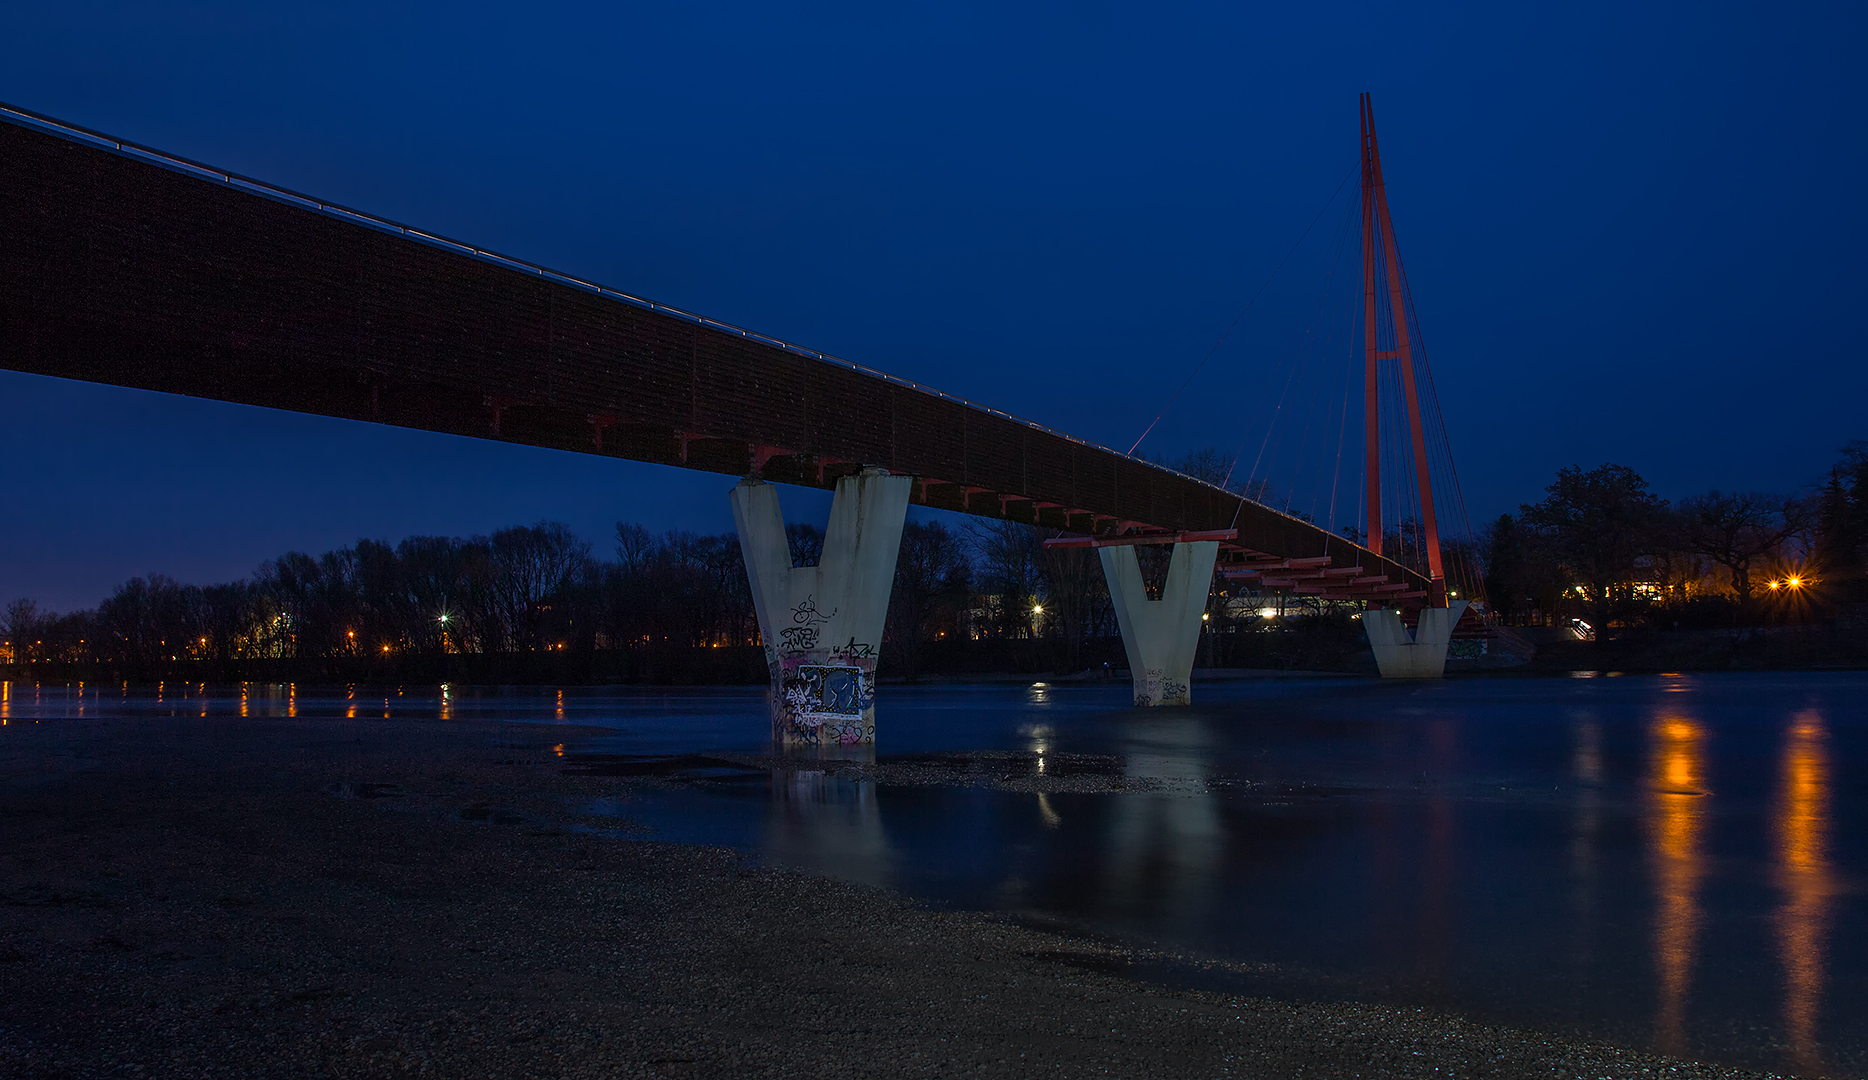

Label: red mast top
[1359,93,1446,605]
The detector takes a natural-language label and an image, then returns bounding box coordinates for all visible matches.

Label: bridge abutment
[730,469,911,748]
[1100,541,1220,706]
[1361,601,1469,679]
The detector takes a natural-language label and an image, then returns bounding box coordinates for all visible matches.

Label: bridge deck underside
[0,115,1428,598]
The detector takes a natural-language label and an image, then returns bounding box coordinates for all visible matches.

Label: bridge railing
[0,99,1376,560]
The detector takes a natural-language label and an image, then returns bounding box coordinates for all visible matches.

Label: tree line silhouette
[0,516,1125,679]
[3,444,1859,675]
[1482,443,1866,633]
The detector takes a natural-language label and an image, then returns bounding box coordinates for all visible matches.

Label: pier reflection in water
[594,673,1866,1076]
[766,766,889,891]
[2,672,1862,1074]
[1568,718,1602,1004]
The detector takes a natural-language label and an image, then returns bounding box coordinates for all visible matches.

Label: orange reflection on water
[1646,714,1707,1055]
[1417,718,1457,987]
[1569,721,1602,977]
[1775,710,1833,1075]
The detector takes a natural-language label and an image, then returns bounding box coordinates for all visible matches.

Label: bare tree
[785,523,824,568]
[886,521,972,680]
[1036,534,1109,673]
[615,523,655,571]
[486,523,591,651]
[4,598,42,662]
[1677,491,1810,606]
[1521,464,1669,636]
[1161,447,1235,487]
[198,583,253,661]
[1150,447,1272,501]
[968,518,1042,637]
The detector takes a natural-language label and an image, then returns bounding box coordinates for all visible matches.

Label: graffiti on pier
[1133,668,1190,707]
[767,596,879,745]
[778,596,838,656]
[832,637,876,660]
[793,595,837,625]
[777,660,876,746]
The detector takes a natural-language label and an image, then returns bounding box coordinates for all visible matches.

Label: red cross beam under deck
[1040,529,1238,549]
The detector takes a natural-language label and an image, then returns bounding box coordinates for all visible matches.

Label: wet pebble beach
[0,716,1791,1079]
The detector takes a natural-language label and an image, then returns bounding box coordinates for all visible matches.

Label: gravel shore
[0,715,1791,1079]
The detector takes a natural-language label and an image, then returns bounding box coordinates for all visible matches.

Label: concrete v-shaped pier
[1361,601,1470,679]
[1100,541,1221,706]
[731,470,911,746]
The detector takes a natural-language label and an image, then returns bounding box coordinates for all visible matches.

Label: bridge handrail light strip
[0,99,1393,570]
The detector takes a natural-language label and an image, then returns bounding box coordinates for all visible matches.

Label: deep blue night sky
[2,2,1862,611]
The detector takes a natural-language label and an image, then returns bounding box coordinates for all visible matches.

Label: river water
[4,672,1862,1076]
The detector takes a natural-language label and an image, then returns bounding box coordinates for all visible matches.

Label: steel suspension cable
[1227,185,1360,528]
[1222,183,1356,497]
[1130,163,1358,456]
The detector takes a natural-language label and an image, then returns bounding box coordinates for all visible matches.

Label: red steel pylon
[1359,92,1446,605]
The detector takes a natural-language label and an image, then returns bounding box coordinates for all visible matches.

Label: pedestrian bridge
[0,101,1454,744]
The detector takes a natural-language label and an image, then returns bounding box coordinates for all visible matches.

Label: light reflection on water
[1647,713,1708,1056]
[0,672,1862,1074]
[1569,717,1602,1002]
[1776,710,1833,1075]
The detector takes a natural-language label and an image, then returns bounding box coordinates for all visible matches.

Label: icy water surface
[5,672,1863,1075]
